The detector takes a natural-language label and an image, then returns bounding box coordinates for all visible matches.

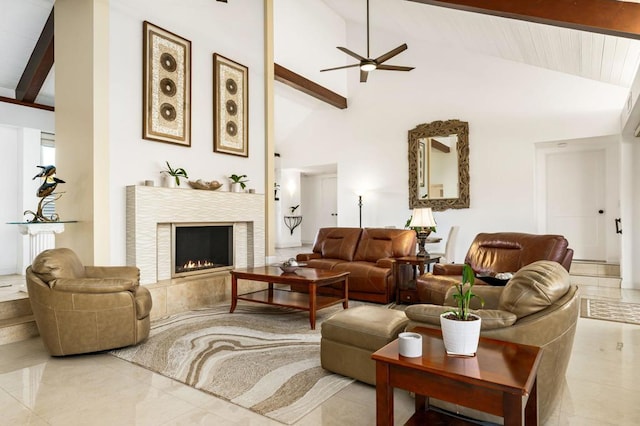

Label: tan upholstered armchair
[26,248,152,356]
[405,260,579,424]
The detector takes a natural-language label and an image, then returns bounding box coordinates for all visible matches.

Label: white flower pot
[162,174,176,188]
[440,312,481,356]
[230,182,243,192]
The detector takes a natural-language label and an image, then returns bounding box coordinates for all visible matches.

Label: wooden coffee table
[372,327,542,425]
[230,266,349,330]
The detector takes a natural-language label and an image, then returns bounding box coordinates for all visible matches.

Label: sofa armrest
[85,265,140,283]
[433,263,464,275]
[376,258,395,269]
[405,304,517,330]
[296,253,321,261]
[51,277,137,293]
[443,285,503,309]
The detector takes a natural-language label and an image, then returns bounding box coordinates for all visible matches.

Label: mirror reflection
[409,120,469,211]
[417,134,460,200]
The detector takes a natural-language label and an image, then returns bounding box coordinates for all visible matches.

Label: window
[40,132,56,219]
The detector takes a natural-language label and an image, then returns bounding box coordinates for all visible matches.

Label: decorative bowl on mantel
[188,179,223,190]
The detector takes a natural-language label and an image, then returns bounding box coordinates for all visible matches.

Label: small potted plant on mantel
[229,174,248,192]
[440,264,484,356]
[160,161,188,188]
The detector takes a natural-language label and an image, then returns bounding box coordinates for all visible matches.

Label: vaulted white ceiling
[1,0,640,110]
[321,0,640,88]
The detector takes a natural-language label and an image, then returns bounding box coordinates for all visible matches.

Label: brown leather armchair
[417,232,574,304]
[405,260,579,424]
[26,248,152,356]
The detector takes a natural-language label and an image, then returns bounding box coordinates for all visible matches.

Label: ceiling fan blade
[337,46,367,61]
[360,69,369,83]
[375,65,415,71]
[374,43,408,64]
[320,63,361,72]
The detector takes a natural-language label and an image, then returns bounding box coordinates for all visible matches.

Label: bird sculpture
[24,165,66,222]
[33,164,57,179]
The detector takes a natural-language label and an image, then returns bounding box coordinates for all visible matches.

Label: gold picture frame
[143,21,191,146]
[213,53,248,157]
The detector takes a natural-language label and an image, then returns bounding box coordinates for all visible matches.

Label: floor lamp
[358,195,363,228]
[410,207,436,257]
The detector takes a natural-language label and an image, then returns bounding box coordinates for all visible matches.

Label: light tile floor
[1,255,639,425]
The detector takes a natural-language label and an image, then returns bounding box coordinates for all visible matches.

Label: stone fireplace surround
[126,186,265,318]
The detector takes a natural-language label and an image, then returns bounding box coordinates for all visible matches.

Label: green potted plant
[229,174,248,192]
[160,161,188,187]
[440,264,484,356]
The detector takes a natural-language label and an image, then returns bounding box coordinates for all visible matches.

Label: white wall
[108,0,266,265]
[0,101,53,274]
[0,126,19,274]
[620,45,640,288]
[274,0,347,96]
[1,1,266,272]
[275,18,629,264]
[275,168,302,248]
[0,103,54,133]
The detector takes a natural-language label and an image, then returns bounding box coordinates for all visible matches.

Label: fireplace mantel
[126,185,265,284]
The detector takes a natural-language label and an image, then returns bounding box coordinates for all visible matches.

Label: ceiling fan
[321,0,414,83]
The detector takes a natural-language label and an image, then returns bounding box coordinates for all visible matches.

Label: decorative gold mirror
[408,119,469,211]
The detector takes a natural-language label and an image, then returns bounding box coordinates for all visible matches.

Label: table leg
[503,393,525,426]
[415,394,427,413]
[309,283,317,330]
[375,361,394,426]
[230,274,238,313]
[524,377,538,425]
[342,276,349,309]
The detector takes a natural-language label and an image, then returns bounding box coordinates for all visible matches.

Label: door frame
[535,135,621,263]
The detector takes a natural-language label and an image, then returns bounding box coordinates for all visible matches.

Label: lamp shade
[409,208,436,228]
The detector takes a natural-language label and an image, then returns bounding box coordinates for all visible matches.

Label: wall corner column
[54,0,110,265]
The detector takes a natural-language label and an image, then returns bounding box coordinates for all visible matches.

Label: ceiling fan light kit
[321,0,414,82]
[360,62,377,72]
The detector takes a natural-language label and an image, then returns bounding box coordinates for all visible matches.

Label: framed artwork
[213,53,248,157]
[142,21,191,146]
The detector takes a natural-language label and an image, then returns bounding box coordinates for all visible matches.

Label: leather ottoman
[321,305,408,385]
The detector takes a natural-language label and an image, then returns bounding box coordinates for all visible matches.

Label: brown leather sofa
[417,232,574,304]
[405,260,579,424]
[26,248,152,356]
[296,227,416,303]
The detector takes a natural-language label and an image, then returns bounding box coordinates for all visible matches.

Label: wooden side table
[372,327,542,426]
[394,255,440,304]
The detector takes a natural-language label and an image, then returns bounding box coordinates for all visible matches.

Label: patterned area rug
[580,298,640,326]
[110,303,355,425]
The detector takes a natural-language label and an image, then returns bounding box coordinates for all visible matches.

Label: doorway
[300,165,338,244]
[536,138,620,262]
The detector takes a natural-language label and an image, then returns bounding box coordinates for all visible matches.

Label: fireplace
[172,223,234,277]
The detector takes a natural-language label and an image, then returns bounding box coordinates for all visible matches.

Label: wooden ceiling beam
[406,0,640,40]
[16,7,54,103]
[0,95,54,111]
[274,63,347,109]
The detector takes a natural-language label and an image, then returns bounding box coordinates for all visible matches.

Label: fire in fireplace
[172,223,233,277]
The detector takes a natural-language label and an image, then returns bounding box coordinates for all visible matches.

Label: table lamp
[409,207,436,257]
